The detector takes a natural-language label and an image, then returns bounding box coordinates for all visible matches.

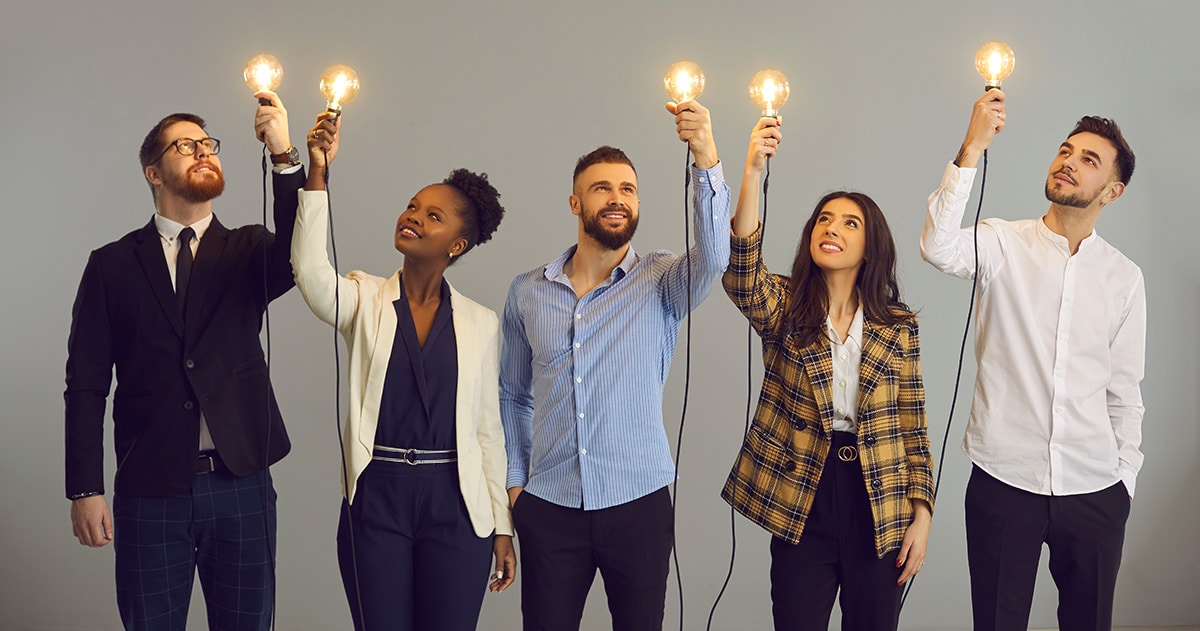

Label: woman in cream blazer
[291,114,513,631]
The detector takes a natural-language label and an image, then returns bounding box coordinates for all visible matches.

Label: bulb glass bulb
[319,64,361,113]
[749,68,790,118]
[974,41,1015,89]
[243,53,283,93]
[663,61,705,103]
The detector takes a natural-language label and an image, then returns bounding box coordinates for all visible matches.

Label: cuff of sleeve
[942,160,977,194]
[68,491,103,501]
[506,472,528,490]
[691,161,725,191]
[273,163,303,175]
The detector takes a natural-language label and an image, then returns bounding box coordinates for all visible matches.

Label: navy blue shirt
[376,277,458,450]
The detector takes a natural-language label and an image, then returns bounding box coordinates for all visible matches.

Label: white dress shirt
[921,162,1146,497]
[827,307,864,434]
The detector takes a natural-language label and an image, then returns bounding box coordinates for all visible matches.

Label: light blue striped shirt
[500,163,730,510]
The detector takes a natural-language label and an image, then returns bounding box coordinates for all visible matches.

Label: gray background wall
[3,1,1197,629]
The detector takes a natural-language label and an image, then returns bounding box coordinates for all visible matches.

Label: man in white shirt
[921,90,1145,631]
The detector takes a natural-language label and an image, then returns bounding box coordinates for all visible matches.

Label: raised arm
[290,114,361,330]
[732,117,781,238]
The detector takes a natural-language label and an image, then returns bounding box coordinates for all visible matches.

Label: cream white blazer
[292,190,512,538]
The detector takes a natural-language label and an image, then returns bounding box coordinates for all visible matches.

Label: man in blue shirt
[500,100,731,630]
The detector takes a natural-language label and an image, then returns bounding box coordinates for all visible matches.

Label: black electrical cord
[706,153,770,631]
[671,144,693,631]
[259,147,278,630]
[899,147,988,612]
[321,149,369,627]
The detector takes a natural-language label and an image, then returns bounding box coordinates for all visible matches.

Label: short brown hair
[138,113,207,199]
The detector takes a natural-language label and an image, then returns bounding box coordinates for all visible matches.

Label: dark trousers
[337,460,493,631]
[113,468,276,631]
[769,432,903,631]
[965,465,1130,631]
[512,486,673,631]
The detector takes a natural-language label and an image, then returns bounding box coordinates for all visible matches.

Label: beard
[581,203,638,250]
[1044,172,1101,209]
[163,162,225,203]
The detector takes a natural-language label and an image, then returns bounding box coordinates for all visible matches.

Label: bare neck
[400,257,449,304]
[563,236,629,299]
[824,269,860,320]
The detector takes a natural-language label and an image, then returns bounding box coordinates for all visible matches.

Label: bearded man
[499,100,730,631]
[921,90,1145,631]
[64,93,304,630]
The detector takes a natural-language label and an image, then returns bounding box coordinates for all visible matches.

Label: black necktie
[176,227,195,315]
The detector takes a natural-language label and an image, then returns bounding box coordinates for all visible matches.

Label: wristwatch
[270,145,301,167]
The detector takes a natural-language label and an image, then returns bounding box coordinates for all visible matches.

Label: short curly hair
[442,168,505,263]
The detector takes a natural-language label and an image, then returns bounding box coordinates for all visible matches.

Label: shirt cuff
[273,163,303,175]
[941,160,977,194]
[691,161,725,192]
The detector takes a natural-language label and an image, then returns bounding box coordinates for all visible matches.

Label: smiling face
[1044,131,1122,209]
[149,121,224,204]
[571,162,640,251]
[394,184,469,261]
[809,196,866,276]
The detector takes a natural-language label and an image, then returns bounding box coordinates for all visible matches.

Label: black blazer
[64,169,304,498]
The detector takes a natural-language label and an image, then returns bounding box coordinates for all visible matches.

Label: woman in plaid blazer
[720,117,935,630]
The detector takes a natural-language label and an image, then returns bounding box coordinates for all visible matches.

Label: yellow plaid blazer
[720,227,934,557]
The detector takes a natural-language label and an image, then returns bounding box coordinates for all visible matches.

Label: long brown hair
[782,191,910,347]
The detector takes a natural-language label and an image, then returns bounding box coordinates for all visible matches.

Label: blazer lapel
[360,271,402,452]
[796,335,835,431]
[134,220,184,337]
[448,281,477,448]
[858,321,901,406]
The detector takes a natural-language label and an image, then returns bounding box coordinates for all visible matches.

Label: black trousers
[337,461,493,631]
[965,465,1130,631]
[512,486,673,631]
[769,431,903,631]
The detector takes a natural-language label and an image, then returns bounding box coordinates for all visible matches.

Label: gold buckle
[837,445,858,462]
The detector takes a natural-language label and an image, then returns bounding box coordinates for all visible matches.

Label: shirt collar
[155,212,214,243]
[1037,215,1098,254]
[826,305,864,348]
[543,243,638,283]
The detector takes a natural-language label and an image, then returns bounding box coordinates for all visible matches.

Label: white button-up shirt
[827,307,863,434]
[921,162,1146,497]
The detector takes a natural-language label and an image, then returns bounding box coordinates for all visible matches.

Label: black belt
[372,446,457,465]
[197,450,226,474]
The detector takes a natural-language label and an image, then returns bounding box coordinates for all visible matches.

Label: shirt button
[840,353,847,360]
[575,343,581,349]
[575,313,582,320]
[580,448,587,455]
[836,407,844,415]
[185,359,195,369]
[839,380,845,388]
[576,377,582,383]
[578,412,585,419]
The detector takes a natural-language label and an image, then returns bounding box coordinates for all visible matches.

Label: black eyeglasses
[153,137,221,163]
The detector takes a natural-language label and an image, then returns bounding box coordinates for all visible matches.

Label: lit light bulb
[663,61,705,103]
[319,64,361,117]
[244,53,283,105]
[975,41,1015,90]
[748,69,790,118]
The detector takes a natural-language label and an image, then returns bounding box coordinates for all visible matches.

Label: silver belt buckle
[837,445,858,462]
[403,449,419,465]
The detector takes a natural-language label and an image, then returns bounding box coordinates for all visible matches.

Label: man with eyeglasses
[64,91,304,630]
